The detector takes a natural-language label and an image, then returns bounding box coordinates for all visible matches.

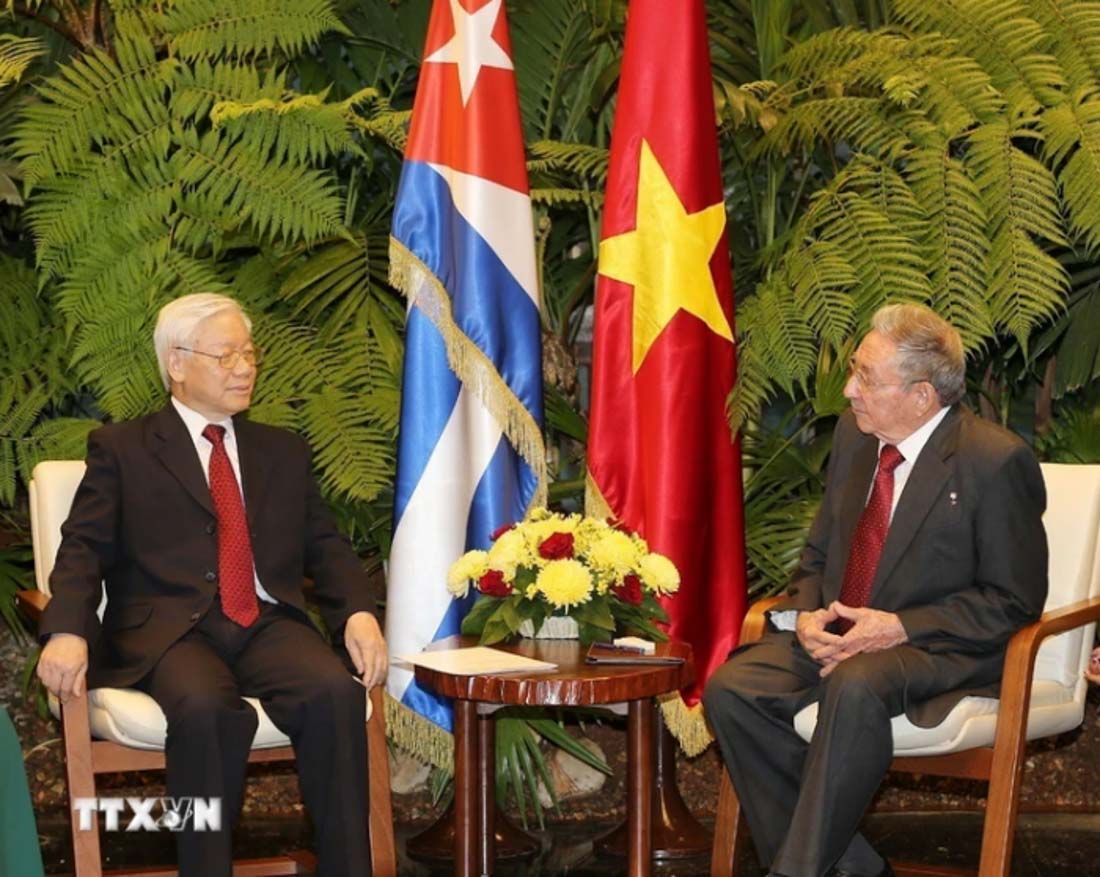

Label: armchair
[18,460,396,877]
[711,462,1100,877]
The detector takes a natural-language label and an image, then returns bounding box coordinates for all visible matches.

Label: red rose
[477,569,513,597]
[612,574,643,605]
[490,522,515,541]
[538,532,575,560]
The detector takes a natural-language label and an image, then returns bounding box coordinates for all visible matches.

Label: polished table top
[416,634,695,705]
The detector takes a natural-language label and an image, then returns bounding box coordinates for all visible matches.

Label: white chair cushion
[792,678,1084,757]
[49,687,373,751]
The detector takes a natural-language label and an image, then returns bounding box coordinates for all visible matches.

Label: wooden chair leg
[711,769,744,877]
[367,687,396,877]
[61,693,103,877]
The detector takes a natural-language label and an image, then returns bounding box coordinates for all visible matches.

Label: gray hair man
[38,292,386,877]
[704,302,1047,877]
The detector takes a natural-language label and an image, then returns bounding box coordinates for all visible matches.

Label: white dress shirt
[170,396,277,604]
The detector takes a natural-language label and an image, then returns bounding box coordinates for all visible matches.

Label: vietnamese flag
[586,0,747,753]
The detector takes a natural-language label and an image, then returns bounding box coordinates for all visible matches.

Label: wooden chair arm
[997,594,1100,707]
[740,595,785,644]
[16,590,49,625]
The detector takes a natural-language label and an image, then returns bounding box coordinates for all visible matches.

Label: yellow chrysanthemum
[446,549,489,598]
[522,513,580,549]
[638,552,680,595]
[488,528,530,579]
[573,516,610,554]
[535,559,594,609]
[584,529,641,576]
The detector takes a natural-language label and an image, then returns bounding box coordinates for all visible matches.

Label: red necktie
[837,444,905,633]
[202,424,259,627]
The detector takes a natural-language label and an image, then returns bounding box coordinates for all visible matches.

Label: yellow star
[598,140,732,373]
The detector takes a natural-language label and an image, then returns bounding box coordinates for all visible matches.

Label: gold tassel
[658,694,714,757]
[384,693,455,771]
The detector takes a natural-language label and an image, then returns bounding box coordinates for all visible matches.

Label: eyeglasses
[174,346,263,369]
[846,356,921,393]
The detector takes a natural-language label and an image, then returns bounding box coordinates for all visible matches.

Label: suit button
[205,522,216,535]
[189,612,201,623]
[204,571,217,582]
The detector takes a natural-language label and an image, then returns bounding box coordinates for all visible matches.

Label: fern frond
[346,104,410,154]
[529,187,602,209]
[1042,90,1100,254]
[163,0,349,62]
[17,418,101,483]
[176,126,346,245]
[1028,0,1100,93]
[0,34,45,89]
[894,0,1065,111]
[905,141,995,347]
[759,97,916,161]
[966,119,1066,245]
[528,140,608,186]
[212,91,361,164]
[171,59,286,123]
[798,188,932,316]
[14,40,176,186]
[987,225,1067,348]
[782,240,859,346]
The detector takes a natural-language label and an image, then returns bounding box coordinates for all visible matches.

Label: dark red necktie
[837,444,905,633]
[202,424,259,627]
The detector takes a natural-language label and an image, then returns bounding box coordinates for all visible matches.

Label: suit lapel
[233,417,271,528]
[150,404,214,517]
[871,405,962,595]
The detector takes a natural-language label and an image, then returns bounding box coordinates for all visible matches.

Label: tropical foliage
[5,0,1100,808]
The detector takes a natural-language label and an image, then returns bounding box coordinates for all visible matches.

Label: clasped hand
[795,601,908,677]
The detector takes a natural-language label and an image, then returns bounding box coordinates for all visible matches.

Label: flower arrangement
[447,509,680,645]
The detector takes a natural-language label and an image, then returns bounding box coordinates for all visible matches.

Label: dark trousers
[703,632,946,877]
[135,600,370,877]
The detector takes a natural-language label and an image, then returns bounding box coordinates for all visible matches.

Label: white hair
[153,293,252,389]
[871,302,966,405]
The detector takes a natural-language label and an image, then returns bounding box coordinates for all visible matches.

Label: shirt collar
[170,395,236,446]
[888,404,950,464]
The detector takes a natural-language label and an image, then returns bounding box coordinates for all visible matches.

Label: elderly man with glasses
[37,292,386,877]
[704,303,1048,877]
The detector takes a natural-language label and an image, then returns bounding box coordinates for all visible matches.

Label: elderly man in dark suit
[703,303,1048,877]
[36,293,387,877]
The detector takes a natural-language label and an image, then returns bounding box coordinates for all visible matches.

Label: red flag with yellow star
[586,0,746,753]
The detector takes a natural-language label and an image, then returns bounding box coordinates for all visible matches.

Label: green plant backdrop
[4,0,1100,821]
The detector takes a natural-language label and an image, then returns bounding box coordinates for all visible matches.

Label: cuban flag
[385,0,545,745]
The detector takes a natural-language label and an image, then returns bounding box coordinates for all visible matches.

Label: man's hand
[345,611,387,688]
[37,633,89,703]
[817,602,908,677]
[795,605,844,663]
[1086,646,1100,684]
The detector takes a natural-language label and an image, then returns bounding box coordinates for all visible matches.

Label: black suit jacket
[40,403,375,689]
[776,405,1049,725]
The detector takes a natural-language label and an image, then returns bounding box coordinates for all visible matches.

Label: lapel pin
[949,491,958,508]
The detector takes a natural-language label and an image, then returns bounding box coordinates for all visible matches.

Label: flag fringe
[584,470,613,521]
[384,692,455,772]
[389,236,547,513]
[658,693,713,757]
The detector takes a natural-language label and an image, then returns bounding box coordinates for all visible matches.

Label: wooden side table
[413,634,695,877]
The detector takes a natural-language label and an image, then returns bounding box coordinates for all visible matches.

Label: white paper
[398,646,558,676]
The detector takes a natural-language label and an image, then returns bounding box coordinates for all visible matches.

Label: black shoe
[830,861,895,877]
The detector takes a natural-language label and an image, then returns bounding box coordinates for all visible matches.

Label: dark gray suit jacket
[775,405,1048,726]
[40,403,375,689]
